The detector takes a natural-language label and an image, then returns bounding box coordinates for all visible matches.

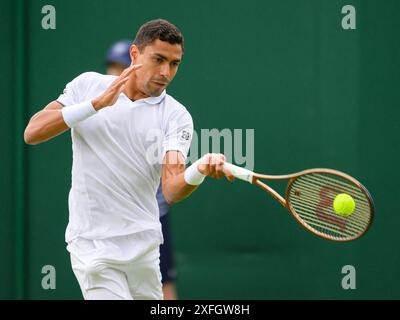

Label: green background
[1,0,399,299]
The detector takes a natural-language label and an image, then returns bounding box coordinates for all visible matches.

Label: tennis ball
[333,193,355,216]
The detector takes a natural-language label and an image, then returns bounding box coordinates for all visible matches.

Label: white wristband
[184,158,206,186]
[61,100,97,128]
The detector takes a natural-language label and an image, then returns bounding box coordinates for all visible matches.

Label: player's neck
[123,77,148,101]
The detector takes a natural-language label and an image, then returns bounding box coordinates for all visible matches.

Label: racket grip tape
[223,162,254,184]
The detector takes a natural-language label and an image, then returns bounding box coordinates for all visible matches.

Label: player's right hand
[197,153,235,182]
[91,64,142,110]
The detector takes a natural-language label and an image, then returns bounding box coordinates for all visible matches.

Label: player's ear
[130,45,140,65]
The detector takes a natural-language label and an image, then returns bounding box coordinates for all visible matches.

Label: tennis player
[105,39,179,300]
[24,19,233,300]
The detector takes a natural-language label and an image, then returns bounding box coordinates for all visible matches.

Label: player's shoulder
[73,71,115,85]
[164,93,191,116]
[69,71,116,94]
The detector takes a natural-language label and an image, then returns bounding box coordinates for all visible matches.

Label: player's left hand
[197,153,235,181]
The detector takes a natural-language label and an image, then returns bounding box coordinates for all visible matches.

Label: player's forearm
[24,109,69,145]
[25,100,98,145]
[162,153,233,204]
[162,172,199,205]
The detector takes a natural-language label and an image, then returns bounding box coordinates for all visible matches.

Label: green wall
[1,0,399,299]
[0,0,16,300]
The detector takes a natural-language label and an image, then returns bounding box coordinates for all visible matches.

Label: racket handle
[223,162,254,184]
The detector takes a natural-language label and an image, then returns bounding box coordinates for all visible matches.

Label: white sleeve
[162,108,194,160]
[56,72,91,106]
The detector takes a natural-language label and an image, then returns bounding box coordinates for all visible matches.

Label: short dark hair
[133,19,184,53]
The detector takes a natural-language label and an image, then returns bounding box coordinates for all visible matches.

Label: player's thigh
[125,248,163,300]
[70,254,133,300]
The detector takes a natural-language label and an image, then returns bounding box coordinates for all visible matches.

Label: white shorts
[68,230,163,300]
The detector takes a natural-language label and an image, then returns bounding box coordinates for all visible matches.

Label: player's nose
[159,65,171,78]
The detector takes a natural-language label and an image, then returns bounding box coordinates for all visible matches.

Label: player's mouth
[152,80,168,87]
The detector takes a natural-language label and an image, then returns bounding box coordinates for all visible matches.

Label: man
[105,39,179,300]
[24,19,233,300]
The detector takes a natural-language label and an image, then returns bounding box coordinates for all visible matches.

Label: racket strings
[298,175,370,237]
[287,173,372,241]
[294,181,370,237]
[291,203,366,240]
[293,181,370,223]
[300,174,372,217]
[292,196,366,233]
[304,174,369,205]
[290,204,352,237]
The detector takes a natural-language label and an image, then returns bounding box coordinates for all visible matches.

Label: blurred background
[1,0,399,299]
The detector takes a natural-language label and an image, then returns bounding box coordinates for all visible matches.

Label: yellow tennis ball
[333,193,355,216]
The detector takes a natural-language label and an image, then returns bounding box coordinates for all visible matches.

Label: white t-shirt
[57,72,193,243]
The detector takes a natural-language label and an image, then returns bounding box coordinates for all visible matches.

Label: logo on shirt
[180,130,191,141]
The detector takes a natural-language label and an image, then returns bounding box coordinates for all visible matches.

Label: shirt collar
[135,90,166,105]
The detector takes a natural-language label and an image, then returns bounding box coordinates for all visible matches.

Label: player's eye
[155,57,163,63]
[171,62,179,67]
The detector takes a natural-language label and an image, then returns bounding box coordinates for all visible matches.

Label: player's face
[133,39,183,97]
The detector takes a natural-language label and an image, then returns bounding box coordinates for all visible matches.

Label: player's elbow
[24,125,41,145]
[161,181,178,205]
[162,189,176,206]
[24,127,35,145]
[162,182,191,205]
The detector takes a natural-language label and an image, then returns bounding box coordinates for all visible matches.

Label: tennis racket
[223,163,374,242]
